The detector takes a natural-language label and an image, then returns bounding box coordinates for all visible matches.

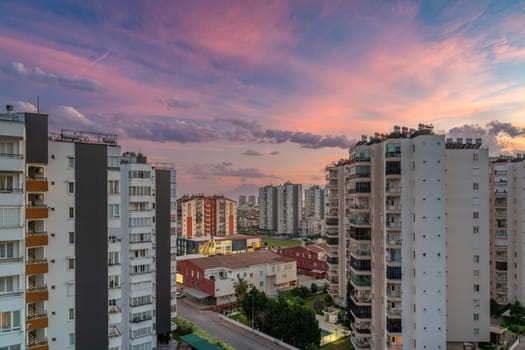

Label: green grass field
[263,237,302,249]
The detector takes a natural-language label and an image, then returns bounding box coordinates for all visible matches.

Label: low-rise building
[176,234,263,256]
[177,250,297,305]
[276,243,329,279]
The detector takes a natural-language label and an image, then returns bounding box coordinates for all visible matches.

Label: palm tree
[233,277,248,304]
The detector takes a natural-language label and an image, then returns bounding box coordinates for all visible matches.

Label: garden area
[230,278,352,350]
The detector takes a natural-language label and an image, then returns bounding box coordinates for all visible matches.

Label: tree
[233,277,248,304]
[310,283,318,294]
[510,301,525,324]
[242,287,269,329]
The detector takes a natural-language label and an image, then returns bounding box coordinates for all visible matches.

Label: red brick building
[276,243,329,279]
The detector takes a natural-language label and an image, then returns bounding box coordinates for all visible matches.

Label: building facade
[177,195,237,238]
[259,182,302,235]
[176,234,262,256]
[326,126,490,349]
[0,111,176,350]
[490,155,525,306]
[276,244,329,279]
[304,185,324,219]
[177,250,297,305]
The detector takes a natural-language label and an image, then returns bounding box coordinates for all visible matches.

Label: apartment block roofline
[179,193,235,201]
[48,128,118,146]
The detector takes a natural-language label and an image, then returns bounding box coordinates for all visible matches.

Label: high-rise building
[177,194,236,238]
[238,195,247,206]
[304,185,325,219]
[490,154,525,306]
[248,195,256,206]
[0,110,176,350]
[259,185,277,231]
[326,125,490,349]
[259,182,302,235]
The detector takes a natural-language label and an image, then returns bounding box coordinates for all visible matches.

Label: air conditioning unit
[36,167,44,174]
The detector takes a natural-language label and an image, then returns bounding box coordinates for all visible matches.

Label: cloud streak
[1,61,103,92]
[187,162,278,179]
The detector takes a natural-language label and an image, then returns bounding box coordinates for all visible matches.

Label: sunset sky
[1,1,525,195]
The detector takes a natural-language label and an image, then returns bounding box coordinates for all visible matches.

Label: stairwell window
[68,308,75,321]
[68,257,75,270]
[68,207,74,219]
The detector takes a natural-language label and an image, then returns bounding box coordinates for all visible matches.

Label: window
[109,275,120,288]
[0,276,14,293]
[473,226,479,234]
[131,264,151,275]
[0,174,15,191]
[68,207,74,219]
[131,326,152,339]
[474,328,479,336]
[472,196,480,205]
[473,211,479,219]
[0,310,21,333]
[68,257,75,270]
[129,170,151,179]
[108,156,120,168]
[130,310,153,323]
[68,232,75,244]
[0,345,22,350]
[108,204,120,219]
[108,180,120,195]
[131,341,153,350]
[68,182,75,194]
[129,217,152,228]
[473,183,479,190]
[108,251,120,266]
[0,207,20,228]
[473,255,479,263]
[130,295,152,307]
[473,313,479,321]
[67,157,75,169]
[68,308,75,320]
[0,141,15,156]
[474,284,480,292]
[474,270,480,277]
[69,333,75,345]
[473,168,480,176]
[473,153,479,161]
[0,242,15,259]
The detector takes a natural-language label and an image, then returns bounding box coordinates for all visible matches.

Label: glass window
[68,308,75,320]
[68,257,75,270]
[69,232,75,244]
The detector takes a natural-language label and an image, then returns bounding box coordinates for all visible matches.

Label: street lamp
[250,294,255,331]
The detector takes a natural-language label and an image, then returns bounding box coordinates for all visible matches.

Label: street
[177,298,291,350]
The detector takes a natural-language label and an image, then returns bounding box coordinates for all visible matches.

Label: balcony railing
[0,187,23,193]
[27,337,48,349]
[385,187,401,193]
[0,152,23,159]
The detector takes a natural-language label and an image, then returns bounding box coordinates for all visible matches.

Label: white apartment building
[0,110,176,350]
[490,155,525,306]
[327,125,490,350]
[258,185,276,231]
[304,185,324,219]
[259,182,302,235]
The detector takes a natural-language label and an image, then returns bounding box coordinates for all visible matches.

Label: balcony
[387,288,402,300]
[349,247,371,258]
[26,178,48,192]
[351,336,370,349]
[351,322,372,336]
[26,312,48,330]
[386,305,402,318]
[386,234,401,247]
[26,286,48,303]
[109,326,121,338]
[26,232,48,247]
[26,259,48,274]
[27,338,48,350]
[351,292,371,305]
[26,206,48,219]
[387,317,402,334]
[385,186,401,194]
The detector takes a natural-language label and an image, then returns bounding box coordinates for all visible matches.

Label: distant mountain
[224,183,259,201]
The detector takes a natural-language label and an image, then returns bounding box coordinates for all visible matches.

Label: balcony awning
[183,287,210,299]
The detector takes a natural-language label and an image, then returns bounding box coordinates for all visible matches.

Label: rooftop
[186,249,295,270]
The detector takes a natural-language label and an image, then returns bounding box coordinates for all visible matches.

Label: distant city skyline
[1,1,524,195]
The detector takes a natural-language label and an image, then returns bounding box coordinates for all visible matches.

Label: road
[177,298,290,350]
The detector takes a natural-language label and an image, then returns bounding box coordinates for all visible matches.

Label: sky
[1,0,525,196]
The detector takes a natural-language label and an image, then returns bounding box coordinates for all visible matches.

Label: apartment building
[259,182,302,235]
[259,185,277,231]
[276,243,329,279]
[326,125,490,350]
[490,155,525,306]
[324,160,348,306]
[177,194,236,238]
[304,185,324,219]
[0,110,176,350]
